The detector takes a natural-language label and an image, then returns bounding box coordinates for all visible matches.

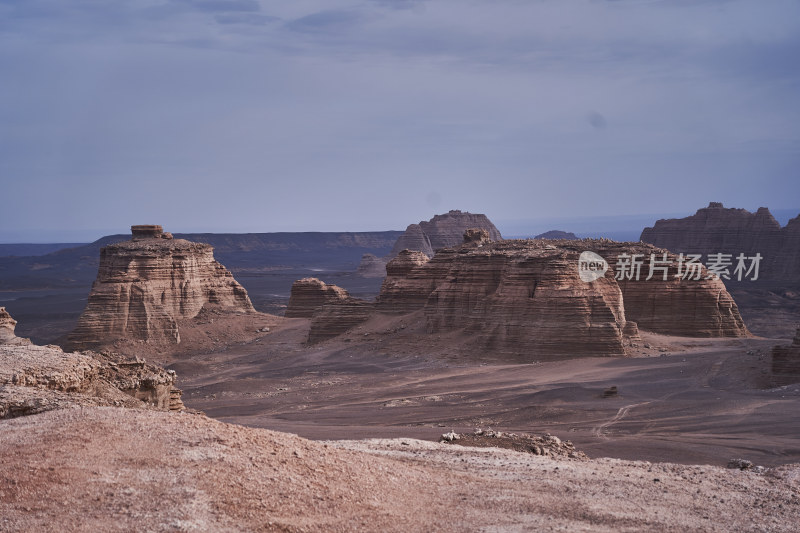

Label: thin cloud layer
[0,0,798,240]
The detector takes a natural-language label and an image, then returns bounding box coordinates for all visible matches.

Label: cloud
[285,10,362,33]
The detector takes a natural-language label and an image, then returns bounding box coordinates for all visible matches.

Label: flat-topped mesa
[285,278,351,318]
[641,203,800,283]
[374,238,748,360]
[65,225,254,351]
[0,308,31,346]
[772,326,800,386]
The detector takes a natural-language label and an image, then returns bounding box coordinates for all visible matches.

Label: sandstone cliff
[641,203,800,284]
[356,210,502,278]
[285,278,350,318]
[66,226,254,351]
[372,234,748,360]
[772,326,800,386]
[286,278,373,343]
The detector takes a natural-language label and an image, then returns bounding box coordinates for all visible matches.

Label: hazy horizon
[1,1,798,242]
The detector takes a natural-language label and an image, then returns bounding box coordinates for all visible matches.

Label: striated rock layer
[372,234,747,360]
[285,278,351,318]
[356,210,502,277]
[641,202,800,284]
[66,226,254,351]
[772,326,800,386]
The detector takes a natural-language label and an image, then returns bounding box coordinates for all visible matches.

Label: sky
[1,0,799,242]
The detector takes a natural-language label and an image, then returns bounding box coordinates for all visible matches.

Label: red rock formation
[378,250,437,314]
[772,326,800,385]
[641,203,799,283]
[0,307,30,346]
[286,278,351,318]
[66,226,254,350]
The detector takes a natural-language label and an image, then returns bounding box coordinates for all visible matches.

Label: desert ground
[164,313,800,469]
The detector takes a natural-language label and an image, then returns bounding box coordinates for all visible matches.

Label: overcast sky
[1,0,799,241]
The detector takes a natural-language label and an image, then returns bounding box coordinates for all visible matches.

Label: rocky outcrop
[356,253,387,278]
[592,242,748,337]
[371,234,748,360]
[356,210,502,278]
[308,299,374,344]
[286,278,351,318]
[641,203,800,284]
[0,308,30,346]
[0,342,183,419]
[389,210,502,258]
[772,326,800,385]
[66,226,254,351]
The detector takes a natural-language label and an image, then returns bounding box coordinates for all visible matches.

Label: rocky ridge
[285,277,351,318]
[66,225,255,351]
[641,202,800,284]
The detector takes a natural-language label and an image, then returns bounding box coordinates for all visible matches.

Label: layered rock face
[389,210,502,258]
[0,307,30,346]
[285,278,350,318]
[356,253,388,278]
[0,342,183,419]
[772,327,800,385]
[592,242,748,337]
[374,234,748,360]
[641,203,800,283]
[66,226,254,350]
[357,210,502,277]
[286,278,373,343]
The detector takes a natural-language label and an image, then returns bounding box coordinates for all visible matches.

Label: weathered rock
[592,241,749,337]
[463,228,491,245]
[772,326,800,385]
[356,253,387,278]
[0,343,183,418]
[0,308,30,346]
[285,278,351,318]
[389,210,502,259]
[66,226,254,351]
[308,299,374,344]
[375,238,747,360]
[641,203,800,283]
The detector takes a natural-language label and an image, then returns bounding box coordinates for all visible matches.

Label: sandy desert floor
[2,406,798,532]
[166,313,800,468]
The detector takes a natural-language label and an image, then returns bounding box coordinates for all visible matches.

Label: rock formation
[66,225,254,351]
[308,299,374,344]
[356,210,502,278]
[356,253,388,278]
[285,278,350,318]
[772,326,800,385]
[285,278,373,343]
[641,203,800,284]
[0,342,183,419]
[372,233,748,360]
[389,210,502,258]
[0,307,30,346]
